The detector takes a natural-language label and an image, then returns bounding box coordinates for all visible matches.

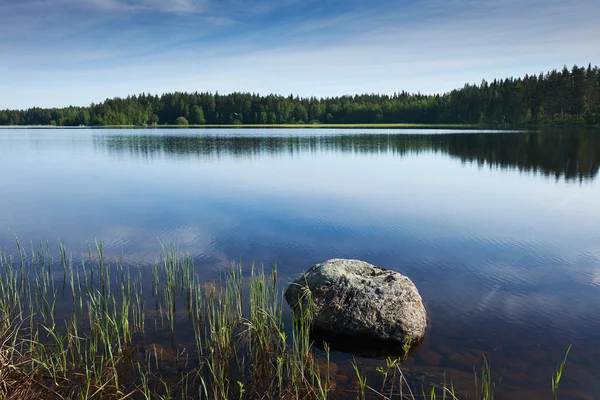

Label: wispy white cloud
[84,0,134,12]
[87,0,207,13]
[37,0,208,14]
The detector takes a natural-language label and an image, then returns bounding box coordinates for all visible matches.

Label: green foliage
[474,359,495,400]
[190,105,205,124]
[174,116,189,125]
[0,241,335,399]
[1,64,598,127]
[351,359,368,400]
[552,345,572,400]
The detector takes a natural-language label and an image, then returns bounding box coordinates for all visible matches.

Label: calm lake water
[1,127,600,398]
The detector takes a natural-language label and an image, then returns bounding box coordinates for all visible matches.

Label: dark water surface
[1,127,600,398]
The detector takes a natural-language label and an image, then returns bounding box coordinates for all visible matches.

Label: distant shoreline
[0,123,476,129]
[1,123,598,130]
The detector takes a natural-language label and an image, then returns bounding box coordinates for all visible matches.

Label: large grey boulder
[284,259,426,343]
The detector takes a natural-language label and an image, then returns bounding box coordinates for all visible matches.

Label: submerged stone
[284,258,427,344]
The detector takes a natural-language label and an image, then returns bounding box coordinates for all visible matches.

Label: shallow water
[1,127,599,398]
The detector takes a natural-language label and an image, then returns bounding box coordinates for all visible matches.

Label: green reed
[552,345,571,400]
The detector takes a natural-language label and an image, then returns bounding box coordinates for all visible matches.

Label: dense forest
[1,64,599,127]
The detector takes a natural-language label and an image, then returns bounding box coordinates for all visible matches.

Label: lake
[0,127,599,398]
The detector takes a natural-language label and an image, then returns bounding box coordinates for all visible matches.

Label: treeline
[1,64,599,127]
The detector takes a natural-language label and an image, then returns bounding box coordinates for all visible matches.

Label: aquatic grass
[0,237,578,399]
[474,358,496,400]
[402,337,414,360]
[351,358,367,400]
[552,345,571,400]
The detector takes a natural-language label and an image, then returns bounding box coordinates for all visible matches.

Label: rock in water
[284,259,426,343]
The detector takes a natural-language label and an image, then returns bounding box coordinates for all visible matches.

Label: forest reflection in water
[95,128,600,182]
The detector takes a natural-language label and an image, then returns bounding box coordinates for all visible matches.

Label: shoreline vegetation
[1,123,479,129]
[0,238,572,399]
[2,122,599,130]
[1,64,599,128]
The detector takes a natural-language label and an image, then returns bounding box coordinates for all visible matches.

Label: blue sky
[1,0,599,109]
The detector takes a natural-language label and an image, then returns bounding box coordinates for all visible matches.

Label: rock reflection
[311,327,424,359]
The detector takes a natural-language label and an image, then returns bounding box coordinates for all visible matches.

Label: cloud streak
[84,0,207,13]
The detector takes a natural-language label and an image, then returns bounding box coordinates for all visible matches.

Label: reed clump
[0,239,337,399]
